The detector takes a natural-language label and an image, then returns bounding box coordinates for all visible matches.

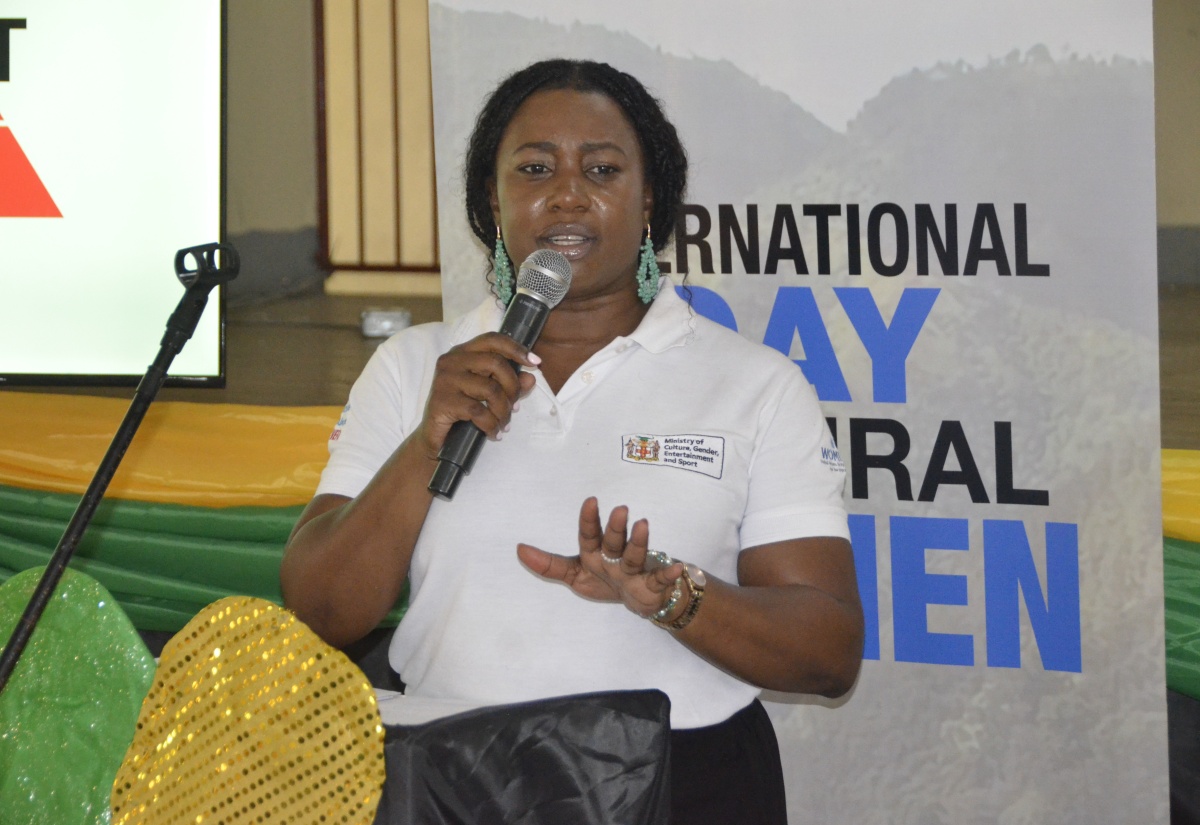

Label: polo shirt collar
[624,279,695,355]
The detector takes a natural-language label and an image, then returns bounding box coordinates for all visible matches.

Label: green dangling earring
[493,228,515,305]
[636,224,661,304]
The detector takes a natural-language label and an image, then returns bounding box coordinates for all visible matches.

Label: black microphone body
[428,250,571,500]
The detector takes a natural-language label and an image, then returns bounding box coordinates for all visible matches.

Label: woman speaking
[281,58,864,824]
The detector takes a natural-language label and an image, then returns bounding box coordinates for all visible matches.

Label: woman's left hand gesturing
[519,497,865,697]
[517,497,684,618]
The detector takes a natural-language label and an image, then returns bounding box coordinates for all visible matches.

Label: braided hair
[463,59,688,259]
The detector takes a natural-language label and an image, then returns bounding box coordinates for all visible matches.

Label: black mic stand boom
[0,242,239,696]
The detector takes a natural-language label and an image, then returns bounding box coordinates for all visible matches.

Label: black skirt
[670,699,789,825]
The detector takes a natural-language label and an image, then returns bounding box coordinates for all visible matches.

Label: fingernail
[513,401,521,413]
[528,352,543,365]
[502,423,511,433]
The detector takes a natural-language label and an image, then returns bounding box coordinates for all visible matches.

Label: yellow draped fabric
[1,392,1198,541]
[0,392,340,508]
[1164,449,1200,544]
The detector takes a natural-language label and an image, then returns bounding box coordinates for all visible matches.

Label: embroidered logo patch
[622,434,725,479]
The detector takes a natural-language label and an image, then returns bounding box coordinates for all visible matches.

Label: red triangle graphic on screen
[0,110,62,218]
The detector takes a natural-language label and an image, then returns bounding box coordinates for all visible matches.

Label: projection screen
[0,0,224,385]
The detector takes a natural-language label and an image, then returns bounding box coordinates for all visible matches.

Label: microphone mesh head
[516,249,572,308]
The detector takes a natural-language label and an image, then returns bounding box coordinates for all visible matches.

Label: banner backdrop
[429,2,1167,821]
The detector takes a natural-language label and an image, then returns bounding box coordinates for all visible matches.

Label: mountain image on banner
[0,110,61,217]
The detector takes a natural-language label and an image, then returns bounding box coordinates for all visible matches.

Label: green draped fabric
[2,481,1196,698]
[0,484,405,632]
[1165,536,1200,701]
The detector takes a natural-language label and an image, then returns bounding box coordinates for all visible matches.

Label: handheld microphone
[428,248,572,500]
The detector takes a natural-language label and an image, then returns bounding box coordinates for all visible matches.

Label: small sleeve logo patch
[329,404,350,443]
[621,434,725,479]
[820,438,845,473]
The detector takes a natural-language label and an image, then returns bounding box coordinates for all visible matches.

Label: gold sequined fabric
[110,597,385,824]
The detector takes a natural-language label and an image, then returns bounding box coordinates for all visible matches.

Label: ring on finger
[599,550,624,565]
[644,549,672,570]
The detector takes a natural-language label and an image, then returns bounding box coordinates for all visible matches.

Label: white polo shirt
[317,284,849,728]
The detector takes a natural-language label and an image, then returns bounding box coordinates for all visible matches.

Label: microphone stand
[0,243,239,696]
